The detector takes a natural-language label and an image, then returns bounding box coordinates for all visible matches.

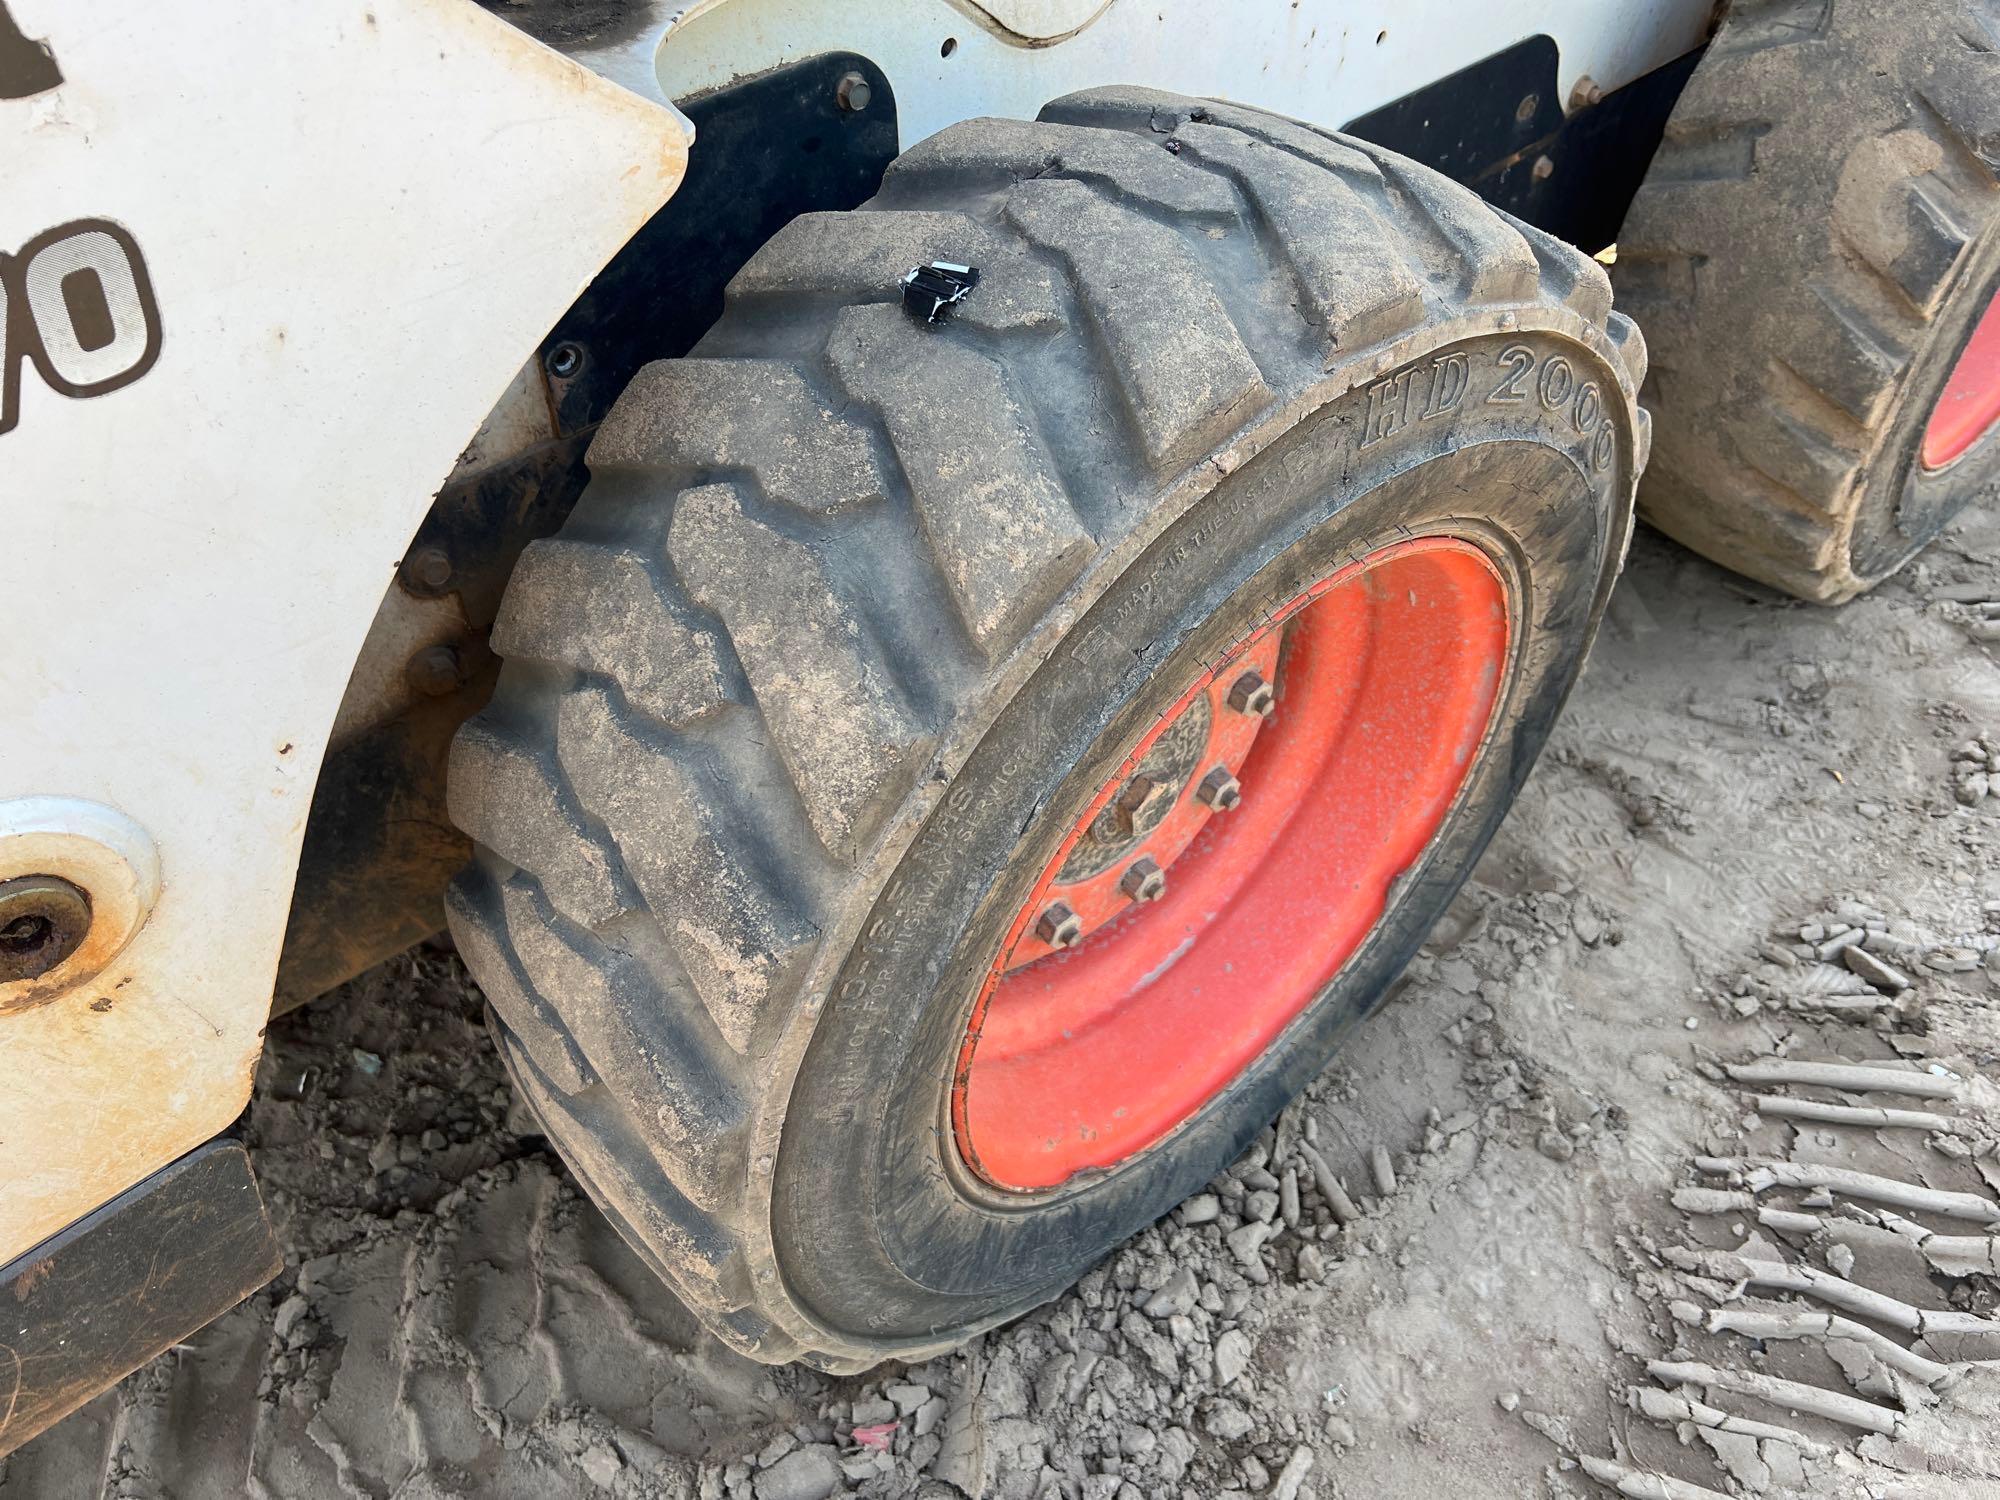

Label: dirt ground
[6,499,1999,1500]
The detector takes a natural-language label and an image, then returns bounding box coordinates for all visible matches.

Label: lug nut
[1196,766,1242,811]
[1120,858,1167,904]
[1035,901,1084,948]
[1226,670,1275,718]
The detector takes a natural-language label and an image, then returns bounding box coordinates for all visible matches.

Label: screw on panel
[1197,767,1242,812]
[1035,901,1083,949]
[1569,76,1605,110]
[1226,670,1275,717]
[0,874,92,983]
[406,644,466,698]
[1120,858,1167,904]
[835,71,873,112]
[1532,155,1556,182]
[401,545,454,597]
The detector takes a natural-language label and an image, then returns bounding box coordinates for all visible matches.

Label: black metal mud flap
[1343,34,1705,254]
[0,1138,279,1456]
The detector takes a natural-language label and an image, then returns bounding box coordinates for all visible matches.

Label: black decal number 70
[2,220,163,436]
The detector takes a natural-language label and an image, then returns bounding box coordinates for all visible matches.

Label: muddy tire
[1612,0,2000,602]
[444,87,1649,1369]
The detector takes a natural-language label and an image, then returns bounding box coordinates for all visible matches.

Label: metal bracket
[541,50,901,435]
[0,1138,279,1456]
[1343,34,1705,253]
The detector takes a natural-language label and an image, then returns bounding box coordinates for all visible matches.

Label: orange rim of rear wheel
[1923,288,2000,472]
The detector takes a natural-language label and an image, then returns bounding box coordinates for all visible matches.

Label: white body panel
[0,0,688,1261]
[635,0,1713,143]
[3,0,1707,1260]
[957,1,1116,41]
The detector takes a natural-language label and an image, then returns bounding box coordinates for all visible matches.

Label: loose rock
[754,1446,843,1500]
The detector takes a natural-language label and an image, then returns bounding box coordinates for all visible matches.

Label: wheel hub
[1017,640,1281,961]
[954,537,1512,1192]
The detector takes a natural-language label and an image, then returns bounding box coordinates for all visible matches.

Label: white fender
[0,0,688,1261]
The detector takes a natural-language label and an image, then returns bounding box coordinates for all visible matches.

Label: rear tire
[1613,0,2000,601]
[445,87,1649,1369]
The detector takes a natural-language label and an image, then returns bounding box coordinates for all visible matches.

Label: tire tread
[451,86,1645,1365]
[1614,0,2000,598]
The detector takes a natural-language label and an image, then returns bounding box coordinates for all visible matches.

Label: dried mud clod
[1558,1049,2000,1498]
[1728,899,2000,1032]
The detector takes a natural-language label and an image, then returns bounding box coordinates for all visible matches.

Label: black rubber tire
[444,86,1649,1370]
[1612,0,2000,602]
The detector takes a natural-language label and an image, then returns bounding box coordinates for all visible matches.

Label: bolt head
[1226,670,1275,718]
[0,874,92,983]
[1197,767,1242,812]
[1035,901,1084,949]
[1120,858,1167,904]
[1112,774,1168,836]
[1531,154,1556,181]
[406,644,465,698]
[403,545,454,596]
[835,71,873,112]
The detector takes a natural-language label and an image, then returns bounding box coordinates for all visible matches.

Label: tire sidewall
[769,327,1634,1347]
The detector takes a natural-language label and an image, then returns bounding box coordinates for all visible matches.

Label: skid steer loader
[3,0,1995,1450]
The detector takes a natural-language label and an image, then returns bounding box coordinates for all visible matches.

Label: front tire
[445,86,1649,1368]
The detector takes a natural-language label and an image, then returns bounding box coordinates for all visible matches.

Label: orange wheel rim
[953,537,1512,1192]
